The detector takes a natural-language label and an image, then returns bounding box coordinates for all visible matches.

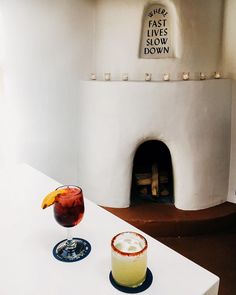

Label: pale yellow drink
[111,232,148,288]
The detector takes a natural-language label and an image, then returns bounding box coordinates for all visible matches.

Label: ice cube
[124,239,132,244]
[128,245,137,252]
[115,243,123,250]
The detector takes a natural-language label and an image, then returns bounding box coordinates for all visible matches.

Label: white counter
[0,163,219,295]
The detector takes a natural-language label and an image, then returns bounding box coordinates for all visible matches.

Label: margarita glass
[111,232,148,288]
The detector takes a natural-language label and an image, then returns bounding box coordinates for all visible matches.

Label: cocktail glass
[111,232,148,288]
[52,185,89,262]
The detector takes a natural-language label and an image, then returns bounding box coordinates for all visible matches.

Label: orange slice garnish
[41,189,66,209]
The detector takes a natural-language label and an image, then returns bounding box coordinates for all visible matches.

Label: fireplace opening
[130,140,174,205]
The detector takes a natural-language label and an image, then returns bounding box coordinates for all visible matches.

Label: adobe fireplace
[77,79,231,210]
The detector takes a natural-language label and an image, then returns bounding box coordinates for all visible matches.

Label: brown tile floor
[103,201,236,295]
[158,231,236,295]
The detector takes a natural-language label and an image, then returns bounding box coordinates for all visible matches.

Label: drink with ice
[111,232,148,288]
[41,185,88,262]
[54,187,84,227]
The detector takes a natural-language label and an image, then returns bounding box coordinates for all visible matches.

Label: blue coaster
[109,268,153,293]
[52,238,91,262]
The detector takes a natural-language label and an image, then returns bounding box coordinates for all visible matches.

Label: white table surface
[0,163,219,295]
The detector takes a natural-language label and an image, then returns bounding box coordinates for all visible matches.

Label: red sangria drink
[41,185,91,262]
[54,187,84,227]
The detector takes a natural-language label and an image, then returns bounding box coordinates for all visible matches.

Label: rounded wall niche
[139,2,176,59]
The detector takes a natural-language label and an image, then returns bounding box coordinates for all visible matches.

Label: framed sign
[140,4,173,59]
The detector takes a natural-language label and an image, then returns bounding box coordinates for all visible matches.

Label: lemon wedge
[41,189,66,209]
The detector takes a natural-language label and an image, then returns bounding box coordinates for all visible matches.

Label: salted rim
[111,231,148,257]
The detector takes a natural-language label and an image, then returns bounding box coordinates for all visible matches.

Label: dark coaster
[52,238,91,262]
[109,268,153,293]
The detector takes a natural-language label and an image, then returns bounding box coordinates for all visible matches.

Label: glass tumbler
[111,232,148,288]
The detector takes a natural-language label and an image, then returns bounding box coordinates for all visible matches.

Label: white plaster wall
[77,79,231,210]
[0,0,231,210]
[222,0,236,203]
[94,0,223,81]
[0,0,94,183]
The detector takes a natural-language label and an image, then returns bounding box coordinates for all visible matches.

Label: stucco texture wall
[222,0,236,203]
[94,0,223,81]
[77,79,231,209]
[0,0,94,183]
[0,0,232,207]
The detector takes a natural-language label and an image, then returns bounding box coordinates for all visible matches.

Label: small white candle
[104,73,111,81]
[121,73,128,81]
[182,72,189,80]
[90,73,96,80]
[145,73,152,81]
[214,72,221,79]
[200,72,206,80]
[163,73,170,81]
